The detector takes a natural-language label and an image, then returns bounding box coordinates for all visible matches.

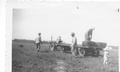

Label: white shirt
[71,36,77,45]
[35,36,41,43]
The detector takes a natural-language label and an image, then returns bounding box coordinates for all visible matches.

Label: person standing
[85,28,95,41]
[71,32,78,56]
[103,46,110,65]
[57,36,62,44]
[35,33,42,52]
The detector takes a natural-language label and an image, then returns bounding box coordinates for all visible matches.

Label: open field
[12,40,119,72]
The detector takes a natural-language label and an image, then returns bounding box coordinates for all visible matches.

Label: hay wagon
[51,41,107,57]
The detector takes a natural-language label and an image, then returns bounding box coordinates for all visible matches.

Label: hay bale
[82,41,97,47]
[82,41,107,49]
[96,42,107,49]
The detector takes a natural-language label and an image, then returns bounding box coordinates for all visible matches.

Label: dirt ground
[12,40,119,72]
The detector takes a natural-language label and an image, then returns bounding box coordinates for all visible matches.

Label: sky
[12,2,120,46]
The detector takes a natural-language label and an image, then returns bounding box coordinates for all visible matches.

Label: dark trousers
[71,45,78,56]
[36,43,41,52]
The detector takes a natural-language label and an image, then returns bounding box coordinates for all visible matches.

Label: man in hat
[35,33,42,52]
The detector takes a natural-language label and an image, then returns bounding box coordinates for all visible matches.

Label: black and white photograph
[6,0,120,72]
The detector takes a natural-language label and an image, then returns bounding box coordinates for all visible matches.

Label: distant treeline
[12,39,56,44]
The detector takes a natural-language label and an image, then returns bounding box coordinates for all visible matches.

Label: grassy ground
[12,40,119,72]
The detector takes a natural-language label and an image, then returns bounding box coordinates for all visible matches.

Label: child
[103,46,110,64]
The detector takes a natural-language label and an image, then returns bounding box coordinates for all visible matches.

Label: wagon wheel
[78,48,85,57]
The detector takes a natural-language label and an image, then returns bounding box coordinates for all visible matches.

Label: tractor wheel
[78,48,85,57]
